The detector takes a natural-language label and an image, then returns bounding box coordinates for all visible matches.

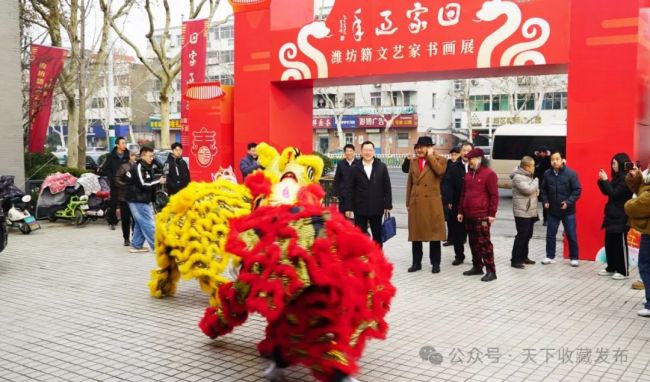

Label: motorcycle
[2,194,41,234]
[0,199,7,252]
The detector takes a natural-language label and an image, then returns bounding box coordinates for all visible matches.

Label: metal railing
[326,153,410,168]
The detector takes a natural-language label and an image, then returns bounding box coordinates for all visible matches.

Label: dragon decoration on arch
[151,142,396,382]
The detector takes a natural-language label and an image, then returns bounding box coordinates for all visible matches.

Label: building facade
[48,54,154,149]
[313,75,568,155]
[1,2,25,187]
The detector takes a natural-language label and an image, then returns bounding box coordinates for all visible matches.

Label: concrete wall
[0,2,25,188]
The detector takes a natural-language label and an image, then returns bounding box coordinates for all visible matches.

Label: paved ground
[1,192,649,382]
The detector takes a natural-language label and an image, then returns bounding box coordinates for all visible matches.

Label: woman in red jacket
[457,148,499,282]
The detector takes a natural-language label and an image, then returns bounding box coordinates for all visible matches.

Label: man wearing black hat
[457,147,499,282]
[534,145,551,226]
[405,136,448,273]
[443,141,474,265]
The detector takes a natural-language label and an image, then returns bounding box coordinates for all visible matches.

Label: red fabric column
[567,0,645,259]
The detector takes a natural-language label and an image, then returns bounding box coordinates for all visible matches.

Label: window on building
[542,92,568,110]
[114,97,130,108]
[370,92,381,107]
[397,133,409,148]
[516,93,536,111]
[90,98,105,109]
[454,118,462,129]
[59,100,67,110]
[454,98,465,110]
[208,51,219,59]
[315,94,335,108]
[220,25,234,39]
[176,101,181,113]
[343,93,355,108]
[454,80,463,91]
[219,50,234,63]
[113,75,128,87]
[210,27,219,40]
[220,75,234,85]
[437,135,447,145]
[345,133,354,145]
[390,91,400,106]
[153,79,162,91]
[469,95,509,111]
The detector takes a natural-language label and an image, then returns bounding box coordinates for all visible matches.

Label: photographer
[624,160,650,317]
[597,154,634,280]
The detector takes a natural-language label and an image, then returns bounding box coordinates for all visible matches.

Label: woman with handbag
[405,136,448,274]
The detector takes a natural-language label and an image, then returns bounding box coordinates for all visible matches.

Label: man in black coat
[534,145,552,225]
[164,142,191,195]
[442,141,473,265]
[332,144,359,213]
[99,137,130,230]
[343,141,392,247]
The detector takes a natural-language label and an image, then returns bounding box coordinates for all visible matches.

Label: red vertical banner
[185,83,234,182]
[180,19,209,151]
[29,45,67,153]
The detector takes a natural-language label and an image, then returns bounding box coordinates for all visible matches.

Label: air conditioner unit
[374,84,381,88]
[470,79,479,86]
[431,114,436,119]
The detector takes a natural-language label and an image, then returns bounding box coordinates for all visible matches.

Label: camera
[624,161,642,171]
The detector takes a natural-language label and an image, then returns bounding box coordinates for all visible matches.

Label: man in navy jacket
[540,151,582,266]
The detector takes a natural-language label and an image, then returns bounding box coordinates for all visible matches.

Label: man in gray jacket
[510,156,539,268]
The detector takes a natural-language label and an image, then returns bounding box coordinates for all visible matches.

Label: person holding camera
[597,153,634,280]
[624,160,650,317]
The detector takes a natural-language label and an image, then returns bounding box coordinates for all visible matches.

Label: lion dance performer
[199,171,396,382]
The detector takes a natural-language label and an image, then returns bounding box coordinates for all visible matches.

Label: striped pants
[465,218,496,273]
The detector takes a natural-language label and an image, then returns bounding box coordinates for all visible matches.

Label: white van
[489,123,566,188]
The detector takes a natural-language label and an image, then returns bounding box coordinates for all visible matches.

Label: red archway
[230,0,650,260]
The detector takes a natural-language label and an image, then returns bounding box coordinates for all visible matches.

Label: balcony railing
[313,105,417,116]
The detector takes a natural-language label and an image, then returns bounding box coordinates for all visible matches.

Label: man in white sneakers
[540,151,582,266]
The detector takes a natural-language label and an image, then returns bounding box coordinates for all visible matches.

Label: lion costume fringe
[151,143,395,382]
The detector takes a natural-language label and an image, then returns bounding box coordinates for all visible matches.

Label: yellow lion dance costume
[149,142,323,306]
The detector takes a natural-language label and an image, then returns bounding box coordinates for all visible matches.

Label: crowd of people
[99,137,190,253]
[330,137,650,317]
[98,137,649,318]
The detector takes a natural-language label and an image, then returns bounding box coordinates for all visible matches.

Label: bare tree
[101,0,227,149]
[27,0,114,168]
[314,87,356,150]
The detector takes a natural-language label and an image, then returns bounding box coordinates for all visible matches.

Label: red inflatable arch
[228,0,650,260]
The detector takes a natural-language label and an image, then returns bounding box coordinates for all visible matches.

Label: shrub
[24,152,89,181]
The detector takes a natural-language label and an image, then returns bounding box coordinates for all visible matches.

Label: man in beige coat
[407,136,448,273]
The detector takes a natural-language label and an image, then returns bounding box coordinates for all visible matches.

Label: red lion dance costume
[199,173,396,382]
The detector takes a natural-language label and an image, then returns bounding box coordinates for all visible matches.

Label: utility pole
[106,28,116,150]
[77,0,87,168]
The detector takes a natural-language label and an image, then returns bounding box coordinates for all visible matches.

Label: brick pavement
[0,202,649,382]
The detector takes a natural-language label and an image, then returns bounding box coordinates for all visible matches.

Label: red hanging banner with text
[180,19,209,150]
[29,45,67,153]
